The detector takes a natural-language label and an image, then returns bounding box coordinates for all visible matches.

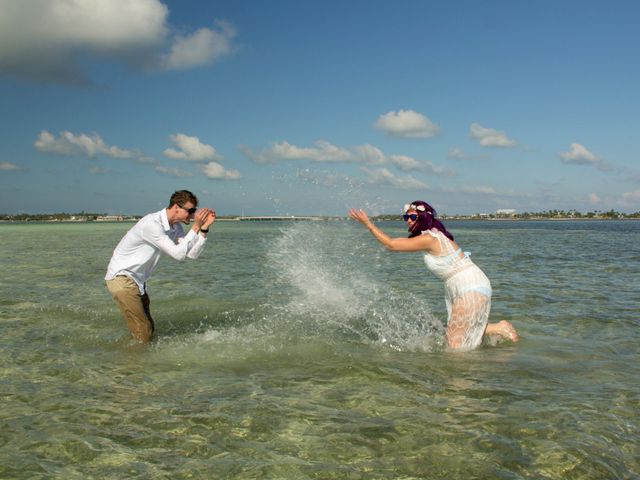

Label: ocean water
[0,219,638,479]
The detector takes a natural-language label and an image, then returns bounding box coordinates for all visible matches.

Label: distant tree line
[375,209,640,221]
[481,209,639,219]
[0,212,140,221]
[0,212,102,221]
[1,209,639,222]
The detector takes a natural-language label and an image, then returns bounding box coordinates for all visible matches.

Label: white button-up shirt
[105,208,207,294]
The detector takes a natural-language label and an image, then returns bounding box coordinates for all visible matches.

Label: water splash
[263,221,445,352]
[152,221,445,357]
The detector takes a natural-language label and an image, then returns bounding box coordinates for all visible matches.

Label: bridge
[226,216,334,221]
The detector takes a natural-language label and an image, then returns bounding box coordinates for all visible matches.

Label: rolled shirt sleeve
[185,232,207,259]
[146,221,202,261]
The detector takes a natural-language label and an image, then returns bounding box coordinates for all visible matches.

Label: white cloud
[374,110,440,138]
[161,20,236,70]
[361,167,426,190]
[352,144,387,165]
[389,155,422,170]
[241,140,353,164]
[558,143,600,165]
[447,147,467,160]
[470,123,517,148]
[242,140,451,175]
[0,0,236,85]
[162,135,239,179]
[447,147,487,161]
[34,130,138,159]
[199,161,241,180]
[389,155,455,175]
[163,133,222,162]
[0,162,20,171]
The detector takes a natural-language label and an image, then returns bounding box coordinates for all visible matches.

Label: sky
[1,0,639,216]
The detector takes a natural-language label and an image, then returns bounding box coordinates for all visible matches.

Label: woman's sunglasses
[403,214,418,221]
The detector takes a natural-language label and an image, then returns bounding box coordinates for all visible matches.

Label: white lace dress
[423,229,491,350]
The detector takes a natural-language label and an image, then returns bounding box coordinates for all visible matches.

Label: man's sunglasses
[403,214,418,221]
[179,205,197,215]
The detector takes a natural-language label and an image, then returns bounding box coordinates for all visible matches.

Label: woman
[348,201,518,350]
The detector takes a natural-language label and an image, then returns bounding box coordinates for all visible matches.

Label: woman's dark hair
[405,200,454,241]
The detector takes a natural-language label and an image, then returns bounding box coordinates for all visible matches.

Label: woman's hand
[348,208,371,227]
[349,207,430,252]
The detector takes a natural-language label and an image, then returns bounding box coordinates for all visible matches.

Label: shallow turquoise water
[1,220,638,479]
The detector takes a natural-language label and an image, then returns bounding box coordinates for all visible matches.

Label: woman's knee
[447,335,464,349]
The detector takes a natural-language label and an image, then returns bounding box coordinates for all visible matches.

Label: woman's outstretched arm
[348,208,433,252]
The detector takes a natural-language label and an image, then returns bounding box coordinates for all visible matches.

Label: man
[105,190,215,343]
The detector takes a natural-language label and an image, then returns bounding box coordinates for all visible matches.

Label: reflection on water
[0,220,638,478]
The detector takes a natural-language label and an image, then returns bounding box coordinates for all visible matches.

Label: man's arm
[186,209,216,259]
[146,221,199,261]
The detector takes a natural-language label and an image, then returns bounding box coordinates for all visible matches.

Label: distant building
[96,215,124,222]
[496,209,516,216]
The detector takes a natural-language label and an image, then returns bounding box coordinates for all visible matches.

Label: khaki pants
[106,276,155,343]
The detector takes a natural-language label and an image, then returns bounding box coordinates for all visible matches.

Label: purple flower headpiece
[404,200,454,241]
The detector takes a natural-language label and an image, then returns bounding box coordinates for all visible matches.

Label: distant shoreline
[1,215,639,224]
